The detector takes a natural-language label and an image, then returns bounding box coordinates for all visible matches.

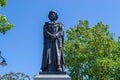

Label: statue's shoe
[57,67,62,72]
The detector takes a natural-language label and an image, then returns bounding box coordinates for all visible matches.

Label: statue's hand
[50,34,56,41]
[52,34,56,39]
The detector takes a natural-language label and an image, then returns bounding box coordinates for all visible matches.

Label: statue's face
[49,12,57,21]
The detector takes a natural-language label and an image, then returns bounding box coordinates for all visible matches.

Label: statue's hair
[48,10,58,21]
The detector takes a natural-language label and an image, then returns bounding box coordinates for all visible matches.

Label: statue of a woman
[41,11,64,72]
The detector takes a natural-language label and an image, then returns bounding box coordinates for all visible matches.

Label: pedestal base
[34,74,71,80]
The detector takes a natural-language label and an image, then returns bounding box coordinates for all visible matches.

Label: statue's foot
[57,67,62,72]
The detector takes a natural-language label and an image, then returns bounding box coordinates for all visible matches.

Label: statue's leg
[56,48,63,72]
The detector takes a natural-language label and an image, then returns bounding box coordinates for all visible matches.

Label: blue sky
[0,0,120,79]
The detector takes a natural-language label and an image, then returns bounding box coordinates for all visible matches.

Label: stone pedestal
[34,73,71,80]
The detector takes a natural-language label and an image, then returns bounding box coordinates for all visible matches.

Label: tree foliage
[0,72,30,80]
[0,15,14,34]
[0,0,14,34]
[64,20,120,80]
[0,0,7,7]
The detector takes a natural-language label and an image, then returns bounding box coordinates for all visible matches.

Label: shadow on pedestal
[39,72,66,75]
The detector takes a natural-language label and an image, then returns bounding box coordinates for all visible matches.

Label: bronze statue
[41,11,64,72]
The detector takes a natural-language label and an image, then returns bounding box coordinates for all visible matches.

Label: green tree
[0,72,30,80]
[0,0,14,34]
[64,20,120,80]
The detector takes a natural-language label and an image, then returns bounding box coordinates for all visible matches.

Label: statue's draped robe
[41,22,64,71]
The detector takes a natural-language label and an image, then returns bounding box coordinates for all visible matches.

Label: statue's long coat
[41,22,64,71]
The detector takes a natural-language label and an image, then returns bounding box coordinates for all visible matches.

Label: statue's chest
[48,24,60,33]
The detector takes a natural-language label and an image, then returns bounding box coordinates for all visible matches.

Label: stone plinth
[34,73,71,80]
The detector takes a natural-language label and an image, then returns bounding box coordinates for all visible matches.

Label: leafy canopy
[0,0,7,7]
[64,20,120,80]
[0,72,30,80]
[0,0,14,34]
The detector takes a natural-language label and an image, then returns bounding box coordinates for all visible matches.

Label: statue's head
[48,10,58,21]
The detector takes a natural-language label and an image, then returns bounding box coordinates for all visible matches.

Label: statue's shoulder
[57,22,64,28]
[44,22,50,28]
[55,22,63,26]
[45,22,56,25]
[44,22,49,25]
[56,22,62,24]
[44,22,63,26]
